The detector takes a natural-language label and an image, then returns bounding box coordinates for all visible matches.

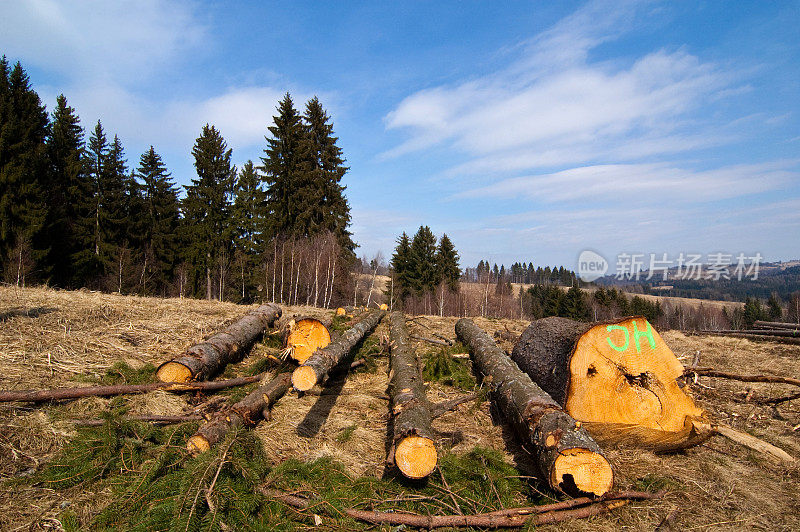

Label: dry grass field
[0,285,798,530]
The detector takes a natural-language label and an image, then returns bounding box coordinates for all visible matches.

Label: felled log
[277,315,332,364]
[754,320,800,331]
[292,309,386,391]
[511,316,709,450]
[455,318,613,497]
[693,331,800,346]
[156,303,282,382]
[0,374,262,403]
[187,372,292,453]
[700,329,800,338]
[387,311,437,479]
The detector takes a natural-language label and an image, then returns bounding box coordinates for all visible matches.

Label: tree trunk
[156,303,282,382]
[387,311,436,479]
[455,318,613,497]
[276,314,333,364]
[292,309,386,391]
[753,320,800,331]
[510,316,709,450]
[187,372,291,453]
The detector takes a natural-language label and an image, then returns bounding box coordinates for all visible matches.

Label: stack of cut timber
[156,303,282,382]
[292,309,386,391]
[456,318,613,497]
[387,311,437,479]
[511,316,710,450]
[698,322,800,345]
[278,315,332,363]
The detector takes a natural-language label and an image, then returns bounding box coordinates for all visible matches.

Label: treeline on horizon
[0,55,356,304]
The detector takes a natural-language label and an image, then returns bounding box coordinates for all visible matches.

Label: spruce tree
[0,58,49,283]
[184,124,236,300]
[390,232,413,303]
[72,120,108,283]
[435,233,460,291]
[231,160,266,301]
[410,225,438,294]
[45,94,90,287]
[261,93,309,239]
[767,293,783,321]
[303,96,354,255]
[135,146,179,295]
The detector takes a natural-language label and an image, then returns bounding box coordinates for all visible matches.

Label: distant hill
[595,261,800,302]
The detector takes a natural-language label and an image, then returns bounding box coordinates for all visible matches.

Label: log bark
[0,374,262,403]
[511,316,708,450]
[187,372,292,453]
[387,311,437,479]
[277,314,332,364]
[156,303,282,382]
[292,310,386,391]
[455,318,613,497]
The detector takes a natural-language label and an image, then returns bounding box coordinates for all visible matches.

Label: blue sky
[2,0,798,270]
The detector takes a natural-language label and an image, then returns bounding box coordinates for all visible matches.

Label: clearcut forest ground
[1,285,799,530]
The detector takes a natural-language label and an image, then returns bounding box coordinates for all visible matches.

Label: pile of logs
[695,320,800,345]
[7,299,799,527]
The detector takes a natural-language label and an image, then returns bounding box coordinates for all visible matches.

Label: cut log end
[379,303,388,311]
[186,434,211,455]
[336,307,346,316]
[395,436,438,479]
[552,448,613,497]
[566,318,704,442]
[156,362,193,383]
[286,318,331,364]
[292,365,318,391]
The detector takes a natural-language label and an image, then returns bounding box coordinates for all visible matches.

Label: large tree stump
[387,311,437,479]
[277,315,332,364]
[156,303,282,382]
[511,316,708,450]
[292,309,386,391]
[187,372,292,453]
[456,318,613,497]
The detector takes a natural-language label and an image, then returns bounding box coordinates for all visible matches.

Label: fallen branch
[0,374,263,403]
[262,487,662,528]
[430,393,478,419]
[713,424,796,463]
[71,414,204,427]
[754,391,800,405]
[692,332,800,346]
[685,367,800,388]
[411,335,452,346]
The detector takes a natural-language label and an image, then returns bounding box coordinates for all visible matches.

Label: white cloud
[382,1,730,175]
[456,161,798,203]
[0,0,205,81]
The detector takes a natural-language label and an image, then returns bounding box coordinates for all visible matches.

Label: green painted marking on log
[632,320,656,353]
[606,325,630,352]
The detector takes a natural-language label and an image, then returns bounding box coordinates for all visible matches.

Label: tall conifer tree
[261,93,310,239]
[410,225,438,294]
[303,96,354,255]
[0,58,49,283]
[184,124,236,300]
[45,94,90,286]
[135,146,179,295]
[435,233,460,291]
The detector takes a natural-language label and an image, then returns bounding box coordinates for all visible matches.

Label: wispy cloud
[456,160,798,203]
[382,1,732,174]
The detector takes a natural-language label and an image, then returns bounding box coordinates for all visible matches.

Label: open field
[1,285,799,530]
